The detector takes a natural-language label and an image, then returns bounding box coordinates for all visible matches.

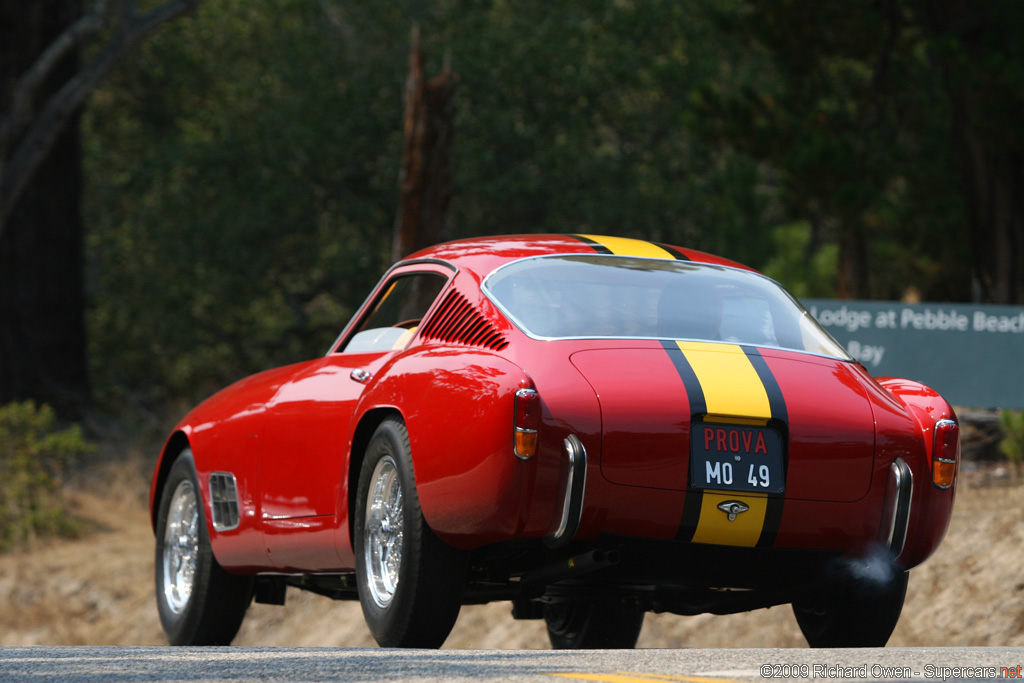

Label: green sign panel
[803,299,1024,410]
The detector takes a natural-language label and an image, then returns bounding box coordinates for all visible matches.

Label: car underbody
[249,534,891,620]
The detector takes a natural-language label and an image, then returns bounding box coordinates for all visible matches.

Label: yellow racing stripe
[676,342,772,421]
[691,491,768,546]
[675,341,772,547]
[575,234,678,259]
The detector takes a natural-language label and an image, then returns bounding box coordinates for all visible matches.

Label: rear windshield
[482,254,850,359]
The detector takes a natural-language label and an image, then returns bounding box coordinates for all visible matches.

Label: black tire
[792,570,909,648]
[154,450,253,645]
[544,599,645,649]
[354,417,468,648]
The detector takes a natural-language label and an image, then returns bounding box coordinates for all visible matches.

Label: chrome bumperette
[547,435,588,547]
[886,458,914,559]
[209,472,241,532]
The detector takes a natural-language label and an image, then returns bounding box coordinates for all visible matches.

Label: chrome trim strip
[887,458,913,558]
[548,435,587,547]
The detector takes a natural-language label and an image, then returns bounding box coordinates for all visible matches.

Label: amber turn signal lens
[931,419,959,489]
[932,459,956,489]
[515,430,539,458]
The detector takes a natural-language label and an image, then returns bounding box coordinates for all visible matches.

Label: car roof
[403,234,755,279]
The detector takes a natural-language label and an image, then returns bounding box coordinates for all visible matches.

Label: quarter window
[340,273,447,353]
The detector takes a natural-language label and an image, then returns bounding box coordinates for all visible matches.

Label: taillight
[932,419,959,489]
[514,388,540,459]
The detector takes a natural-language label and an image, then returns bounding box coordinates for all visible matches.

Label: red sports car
[150,234,959,649]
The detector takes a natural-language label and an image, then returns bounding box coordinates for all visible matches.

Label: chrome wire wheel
[162,479,200,615]
[363,455,404,608]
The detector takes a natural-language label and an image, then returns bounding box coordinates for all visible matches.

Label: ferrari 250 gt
[150,234,959,648]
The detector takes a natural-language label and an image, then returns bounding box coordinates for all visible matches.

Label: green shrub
[1000,410,1024,477]
[0,401,92,551]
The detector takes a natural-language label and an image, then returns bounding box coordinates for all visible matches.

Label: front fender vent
[209,472,240,532]
[419,289,509,351]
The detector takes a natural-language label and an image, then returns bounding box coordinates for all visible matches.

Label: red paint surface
[149,235,958,576]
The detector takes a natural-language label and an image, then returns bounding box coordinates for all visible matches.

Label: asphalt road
[3,647,1024,683]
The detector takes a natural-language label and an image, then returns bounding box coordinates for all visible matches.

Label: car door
[259,264,451,570]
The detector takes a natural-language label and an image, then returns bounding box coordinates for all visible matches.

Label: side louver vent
[209,472,240,531]
[419,290,509,351]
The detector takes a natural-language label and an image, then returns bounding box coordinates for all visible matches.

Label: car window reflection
[340,273,447,353]
[484,254,849,359]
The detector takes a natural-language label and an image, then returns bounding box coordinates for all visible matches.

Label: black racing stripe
[662,340,707,417]
[570,234,614,254]
[743,346,788,548]
[661,340,706,542]
[677,486,704,543]
[654,242,691,261]
[743,346,788,423]
[759,495,785,548]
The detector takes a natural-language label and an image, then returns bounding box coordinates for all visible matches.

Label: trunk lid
[570,343,875,503]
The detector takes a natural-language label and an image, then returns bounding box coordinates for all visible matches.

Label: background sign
[803,299,1024,410]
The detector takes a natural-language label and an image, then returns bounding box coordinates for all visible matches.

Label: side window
[340,273,447,353]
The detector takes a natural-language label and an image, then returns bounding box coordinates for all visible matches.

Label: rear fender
[877,377,958,568]
[353,348,535,548]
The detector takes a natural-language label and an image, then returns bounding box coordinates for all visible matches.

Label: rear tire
[544,599,645,649]
[354,417,468,648]
[793,570,909,647]
[155,450,253,645]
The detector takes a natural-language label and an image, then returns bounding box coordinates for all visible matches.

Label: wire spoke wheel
[162,480,200,614]
[154,450,253,645]
[354,418,468,648]
[364,455,404,607]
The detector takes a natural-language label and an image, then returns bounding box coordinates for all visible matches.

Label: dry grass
[2,464,1022,648]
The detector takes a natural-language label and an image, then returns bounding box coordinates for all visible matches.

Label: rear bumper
[566,451,944,570]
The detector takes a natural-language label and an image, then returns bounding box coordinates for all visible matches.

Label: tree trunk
[925,0,1024,304]
[947,87,1024,304]
[392,29,456,262]
[0,0,90,414]
[837,220,870,300]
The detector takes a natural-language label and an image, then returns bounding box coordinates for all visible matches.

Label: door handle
[350,368,372,383]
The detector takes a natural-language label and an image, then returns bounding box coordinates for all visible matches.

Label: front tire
[155,450,253,645]
[354,418,467,648]
[792,570,909,647]
[544,599,645,649]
